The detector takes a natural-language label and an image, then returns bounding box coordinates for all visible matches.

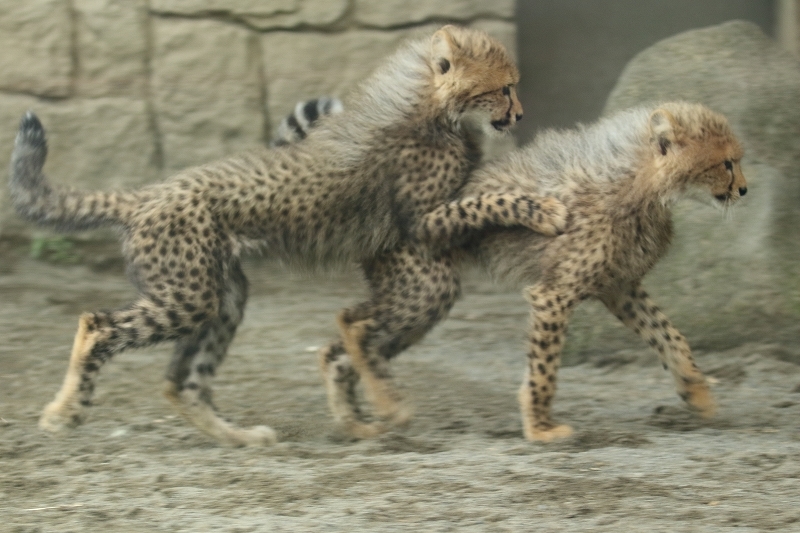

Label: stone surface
[0,96,156,237]
[242,0,348,29]
[74,0,149,98]
[151,18,265,172]
[355,0,515,27]
[152,0,348,29]
[150,0,296,15]
[559,21,800,359]
[0,1,73,98]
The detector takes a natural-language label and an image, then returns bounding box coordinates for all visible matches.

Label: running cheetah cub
[9,26,566,446]
[444,102,747,441]
[327,102,746,442]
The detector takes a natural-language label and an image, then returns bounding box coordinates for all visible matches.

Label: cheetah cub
[9,26,566,446]
[326,102,746,442]
[435,102,747,441]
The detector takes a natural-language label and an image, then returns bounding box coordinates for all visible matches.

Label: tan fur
[39,314,96,432]
[324,102,746,441]
[469,102,744,441]
[9,26,569,446]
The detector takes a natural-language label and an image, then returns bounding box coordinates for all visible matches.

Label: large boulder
[564,21,800,363]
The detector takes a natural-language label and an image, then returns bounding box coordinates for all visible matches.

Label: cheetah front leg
[518,284,577,442]
[416,191,567,247]
[601,284,715,418]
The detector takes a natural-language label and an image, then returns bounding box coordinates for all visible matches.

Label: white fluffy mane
[518,107,654,193]
[348,39,433,133]
[305,38,435,159]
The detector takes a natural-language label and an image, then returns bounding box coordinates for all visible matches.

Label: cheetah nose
[515,113,523,122]
[739,187,747,196]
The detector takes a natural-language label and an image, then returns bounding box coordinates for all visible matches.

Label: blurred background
[517,0,780,140]
[0,0,798,359]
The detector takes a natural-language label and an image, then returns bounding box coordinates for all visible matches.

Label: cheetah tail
[9,112,137,231]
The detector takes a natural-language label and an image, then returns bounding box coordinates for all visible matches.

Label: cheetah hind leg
[163,295,277,447]
[318,342,387,438]
[163,381,276,447]
[338,314,412,430]
[39,313,98,432]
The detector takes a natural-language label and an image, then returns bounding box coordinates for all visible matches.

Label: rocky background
[0,0,516,237]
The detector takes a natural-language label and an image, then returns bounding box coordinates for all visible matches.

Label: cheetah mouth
[714,192,738,204]
[491,118,511,131]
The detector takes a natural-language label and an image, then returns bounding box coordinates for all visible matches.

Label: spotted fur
[326,102,748,441]
[9,26,570,446]
[271,97,568,248]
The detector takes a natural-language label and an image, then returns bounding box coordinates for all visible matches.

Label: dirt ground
[1,240,799,532]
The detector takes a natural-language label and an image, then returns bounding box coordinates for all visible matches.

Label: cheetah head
[649,103,747,207]
[429,25,523,134]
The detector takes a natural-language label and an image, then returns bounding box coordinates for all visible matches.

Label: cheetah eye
[502,86,510,96]
[724,160,733,171]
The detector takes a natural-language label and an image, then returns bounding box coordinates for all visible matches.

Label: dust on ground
[1,240,799,532]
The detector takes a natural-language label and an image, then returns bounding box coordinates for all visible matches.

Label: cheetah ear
[649,109,679,156]
[431,26,457,75]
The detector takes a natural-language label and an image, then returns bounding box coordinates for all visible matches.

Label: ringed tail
[9,112,137,231]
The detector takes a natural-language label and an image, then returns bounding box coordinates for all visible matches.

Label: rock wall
[0,0,516,237]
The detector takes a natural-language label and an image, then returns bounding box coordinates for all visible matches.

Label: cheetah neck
[607,159,676,268]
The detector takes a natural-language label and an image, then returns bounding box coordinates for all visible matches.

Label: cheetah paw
[523,423,574,443]
[343,420,388,439]
[243,425,278,446]
[385,404,413,428]
[528,197,568,236]
[681,382,717,418]
[223,425,278,447]
[39,401,85,432]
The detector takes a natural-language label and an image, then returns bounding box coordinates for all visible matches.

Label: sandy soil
[1,240,799,532]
